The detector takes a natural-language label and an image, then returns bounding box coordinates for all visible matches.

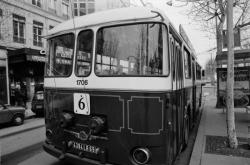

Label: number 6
[78,97,85,110]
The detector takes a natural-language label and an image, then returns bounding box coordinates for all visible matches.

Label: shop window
[32,0,42,7]
[13,14,26,44]
[33,21,43,47]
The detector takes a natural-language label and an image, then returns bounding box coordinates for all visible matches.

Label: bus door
[166,34,175,164]
[176,45,184,152]
[169,34,182,161]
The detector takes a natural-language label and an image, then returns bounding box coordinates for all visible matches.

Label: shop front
[216,49,250,108]
[8,48,46,105]
[0,46,9,104]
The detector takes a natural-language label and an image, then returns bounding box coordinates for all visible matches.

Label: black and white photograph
[0,0,250,165]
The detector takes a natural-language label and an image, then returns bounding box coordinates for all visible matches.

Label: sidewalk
[190,86,250,165]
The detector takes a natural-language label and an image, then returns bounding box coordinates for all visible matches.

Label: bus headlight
[132,148,151,165]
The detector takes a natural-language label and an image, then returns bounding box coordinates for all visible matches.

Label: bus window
[46,33,75,76]
[95,23,168,76]
[184,49,191,79]
[196,63,201,80]
[75,30,93,76]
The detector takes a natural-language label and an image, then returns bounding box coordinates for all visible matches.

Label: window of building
[73,0,95,17]
[62,1,69,17]
[87,3,94,14]
[79,3,86,15]
[0,9,3,17]
[32,0,42,7]
[0,24,2,39]
[33,21,43,47]
[49,0,56,10]
[74,3,78,16]
[13,14,25,44]
[0,9,3,39]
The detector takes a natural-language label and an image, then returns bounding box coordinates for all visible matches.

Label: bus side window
[184,48,191,79]
[171,41,175,80]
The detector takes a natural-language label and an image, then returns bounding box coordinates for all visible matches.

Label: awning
[215,49,250,62]
[8,48,46,64]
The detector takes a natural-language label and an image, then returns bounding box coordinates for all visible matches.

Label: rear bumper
[43,142,113,165]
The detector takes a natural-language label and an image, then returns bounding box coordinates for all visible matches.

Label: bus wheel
[183,116,189,150]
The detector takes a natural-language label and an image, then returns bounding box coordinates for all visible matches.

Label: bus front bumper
[43,142,113,165]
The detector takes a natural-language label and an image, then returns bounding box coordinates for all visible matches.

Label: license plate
[71,141,100,154]
[36,105,42,109]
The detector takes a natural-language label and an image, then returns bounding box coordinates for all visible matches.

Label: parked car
[0,103,25,125]
[31,91,44,116]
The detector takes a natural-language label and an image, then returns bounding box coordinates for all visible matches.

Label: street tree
[186,0,250,149]
[186,0,250,53]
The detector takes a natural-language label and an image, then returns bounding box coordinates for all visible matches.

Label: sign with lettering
[26,55,46,62]
[218,70,249,90]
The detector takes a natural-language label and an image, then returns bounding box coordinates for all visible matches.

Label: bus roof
[47,7,169,37]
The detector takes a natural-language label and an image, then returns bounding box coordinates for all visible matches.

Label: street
[1,86,249,165]
[0,90,208,165]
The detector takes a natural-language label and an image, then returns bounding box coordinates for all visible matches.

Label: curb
[189,94,208,165]
[0,123,45,139]
[24,114,36,120]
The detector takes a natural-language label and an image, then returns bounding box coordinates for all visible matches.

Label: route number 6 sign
[74,93,90,115]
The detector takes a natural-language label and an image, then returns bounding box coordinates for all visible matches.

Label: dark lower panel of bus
[43,87,201,165]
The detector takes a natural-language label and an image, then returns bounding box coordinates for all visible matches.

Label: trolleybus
[43,7,203,165]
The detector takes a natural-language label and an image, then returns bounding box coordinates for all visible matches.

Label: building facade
[73,0,130,17]
[0,0,72,104]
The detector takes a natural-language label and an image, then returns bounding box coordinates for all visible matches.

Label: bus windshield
[46,33,75,77]
[95,23,168,76]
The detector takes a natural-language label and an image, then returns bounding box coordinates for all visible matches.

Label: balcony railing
[33,40,43,47]
[13,36,26,44]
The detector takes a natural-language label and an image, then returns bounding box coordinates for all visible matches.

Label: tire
[12,114,24,126]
